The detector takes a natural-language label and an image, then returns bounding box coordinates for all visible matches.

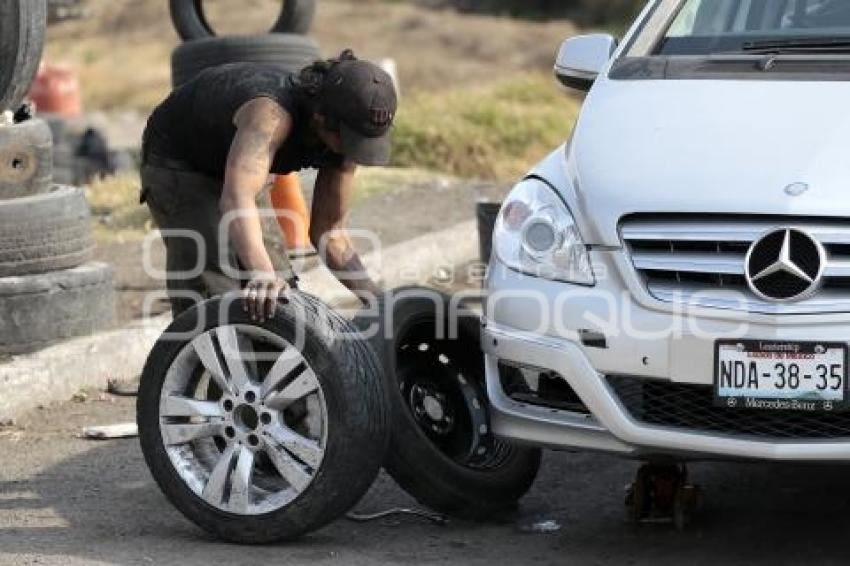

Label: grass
[391,73,580,180]
[85,172,151,242]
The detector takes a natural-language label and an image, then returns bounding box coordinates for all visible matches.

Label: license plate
[715,340,848,412]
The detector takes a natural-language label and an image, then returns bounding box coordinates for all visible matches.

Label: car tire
[355,287,542,519]
[0,185,93,277]
[169,0,317,41]
[0,261,114,354]
[0,0,47,113]
[0,118,53,200]
[171,34,321,87]
[137,293,390,544]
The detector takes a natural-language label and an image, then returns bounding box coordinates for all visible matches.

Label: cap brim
[340,123,392,166]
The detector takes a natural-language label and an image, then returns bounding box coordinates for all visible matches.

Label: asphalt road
[1,395,849,566]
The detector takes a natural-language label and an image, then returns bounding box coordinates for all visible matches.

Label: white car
[485,0,850,475]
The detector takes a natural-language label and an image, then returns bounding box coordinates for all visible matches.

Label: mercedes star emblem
[745,228,826,302]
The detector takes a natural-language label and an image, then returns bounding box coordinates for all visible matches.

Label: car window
[658,0,850,54]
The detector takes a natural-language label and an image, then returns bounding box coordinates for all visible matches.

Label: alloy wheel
[158,324,327,515]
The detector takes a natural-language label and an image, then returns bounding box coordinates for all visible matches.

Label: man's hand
[243,272,289,322]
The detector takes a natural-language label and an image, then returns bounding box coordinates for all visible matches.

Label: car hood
[564,77,850,247]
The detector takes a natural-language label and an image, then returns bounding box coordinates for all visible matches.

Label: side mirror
[554,34,618,92]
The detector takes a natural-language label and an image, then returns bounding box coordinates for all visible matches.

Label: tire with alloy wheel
[169,0,316,41]
[170,34,321,87]
[0,0,47,113]
[137,293,389,544]
[0,118,53,199]
[355,287,542,519]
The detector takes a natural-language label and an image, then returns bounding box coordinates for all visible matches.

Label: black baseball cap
[319,56,398,166]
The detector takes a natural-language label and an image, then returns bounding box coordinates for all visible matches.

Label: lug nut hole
[223,400,234,412]
[260,412,272,425]
[245,391,257,403]
[248,435,259,447]
[224,426,236,438]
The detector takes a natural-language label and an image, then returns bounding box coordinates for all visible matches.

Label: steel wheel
[159,324,327,516]
[395,317,513,471]
[355,287,542,519]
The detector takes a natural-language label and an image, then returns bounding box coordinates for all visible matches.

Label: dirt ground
[4,393,850,565]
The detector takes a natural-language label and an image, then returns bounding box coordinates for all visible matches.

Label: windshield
[657,0,850,55]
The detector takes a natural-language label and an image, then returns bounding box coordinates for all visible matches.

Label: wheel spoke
[161,395,223,419]
[265,424,324,469]
[216,326,254,394]
[191,333,234,396]
[261,348,304,400]
[162,422,221,445]
[264,442,313,493]
[228,447,255,513]
[265,368,319,411]
[202,445,236,507]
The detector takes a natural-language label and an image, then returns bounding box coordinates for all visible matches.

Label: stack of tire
[169,0,322,87]
[0,0,114,355]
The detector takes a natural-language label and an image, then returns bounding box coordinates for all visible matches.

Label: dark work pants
[140,164,246,319]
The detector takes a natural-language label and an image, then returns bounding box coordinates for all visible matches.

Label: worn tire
[0,118,53,199]
[0,186,93,277]
[0,261,114,354]
[0,0,47,113]
[355,287,542,519]
[138,293,390,544]
[171,34,321,87]
[169,0,316,41]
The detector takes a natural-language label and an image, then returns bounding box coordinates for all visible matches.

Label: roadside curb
[299,219,478,307]
[0,316,167,421]
[0,220,479,421]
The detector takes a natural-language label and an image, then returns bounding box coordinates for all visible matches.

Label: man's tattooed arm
[220,98,291,288]
[310,163,382,304]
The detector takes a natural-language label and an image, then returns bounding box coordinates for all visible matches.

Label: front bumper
[483,253,850,462]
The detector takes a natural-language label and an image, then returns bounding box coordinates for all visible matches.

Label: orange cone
[270,173,313,257]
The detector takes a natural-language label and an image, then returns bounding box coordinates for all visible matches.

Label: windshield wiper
[742,37,850,54]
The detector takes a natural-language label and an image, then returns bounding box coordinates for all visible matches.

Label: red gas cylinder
[28,63,83,118]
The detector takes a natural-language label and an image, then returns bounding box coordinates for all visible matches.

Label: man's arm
[310,164,382,303]
[220,97,291,322]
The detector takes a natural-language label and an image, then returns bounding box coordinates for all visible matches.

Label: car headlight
[492,178,594,285]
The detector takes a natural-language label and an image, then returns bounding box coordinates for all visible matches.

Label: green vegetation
[392,73,580,180]
[85,172,151,241]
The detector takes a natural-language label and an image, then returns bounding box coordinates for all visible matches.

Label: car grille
[620,215,850,314]
[607,375,850,440]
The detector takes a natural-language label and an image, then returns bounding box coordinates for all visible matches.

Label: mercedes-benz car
[484,0,850,466]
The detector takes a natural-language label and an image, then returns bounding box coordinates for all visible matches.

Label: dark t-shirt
[143,63,344,181]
